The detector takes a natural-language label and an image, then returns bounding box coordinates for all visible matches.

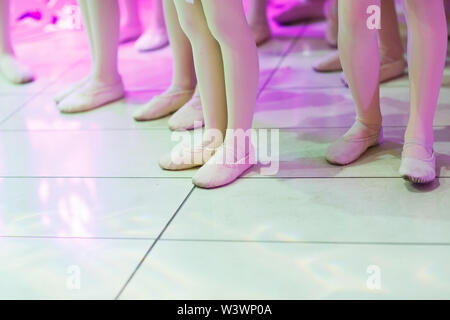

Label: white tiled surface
[1,16,449,300]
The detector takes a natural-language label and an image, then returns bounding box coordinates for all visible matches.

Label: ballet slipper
[273,0,325,25]
[0,54,34,84]
[159,137,221,171]
[192,141,255,189]
[135,28,169,52]
[250,22,271,46]
[341,57,407,86]
[399,139,436,184]
[133,89,194,121]
[57,78,124,113]
[54,77,90,104]
[313,51,341,72]
[326,120,383,165]
[168,93,204,131]
[120,24,142,44]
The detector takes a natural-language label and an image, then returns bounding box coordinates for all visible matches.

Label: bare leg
[0,0,33,84]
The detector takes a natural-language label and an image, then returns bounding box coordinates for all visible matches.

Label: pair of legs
[120,0,169,51]
[0,0,33,84]
[327,0,447,184]
[314,0,406,87]
[55,0,124,113]
[133,0,203,131]
[159,0,259,189]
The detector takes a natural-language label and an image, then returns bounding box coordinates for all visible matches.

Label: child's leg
[159,0,225,172]
[192,0,259,188]
[55,0,93,103]
[316,0,405,83]
[135,0,170,51]
[173,0,227,137]
[58,0,124,113]
[0,0,33,84]
[399,0,447,183]
[274,0,326,25]
[326,0,383,165]
[247,0,271,46]
[133,0,196,121]
[119,0,142,43]
[202,0,258,133]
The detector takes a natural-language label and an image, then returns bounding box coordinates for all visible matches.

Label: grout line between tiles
[113,185,196,300]
[1,235,449,248]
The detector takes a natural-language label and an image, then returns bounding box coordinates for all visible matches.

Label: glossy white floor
[1,14,450,300]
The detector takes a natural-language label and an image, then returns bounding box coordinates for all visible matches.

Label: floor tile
[247,126,450,178]
[0,237,150,299]
[0,129,196,178]
[0,31,88,95]
[254,87,450,129]
[0,91,169,131]
[120,241,450,299]
[0,178,192,238]
[163,178,450,243]
[0,95,33,124]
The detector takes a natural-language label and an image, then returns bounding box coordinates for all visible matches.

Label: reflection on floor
[1,16,450,299]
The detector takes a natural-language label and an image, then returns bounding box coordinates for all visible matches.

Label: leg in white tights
[0,0,33,84]
[160,0,259,188]
[326,0,383,166]
[399,0,447,183]
[135,0,170,51]
[328,0,447,184]
[247,0,271,46]
[133,0,197,122]
[274,0,326,25]
[57,0,125,113]
[315,0,406,85]
[119,0,143,43]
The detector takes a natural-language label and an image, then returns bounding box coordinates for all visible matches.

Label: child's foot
[273,0,325,25]
[250,22,271,46]
[326,120,383,165]
[54,77,89,104]
[57,77,124,113]
[0,54,34,84]
[399,139,436,184]
[168,93,204,131]
[313,51,341,72]
[159,137,221,171]
[133,88,194,121]
[120,24,142,44]
[192,140,255,189]
[341,57,407,86]
[135,28,169,52]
